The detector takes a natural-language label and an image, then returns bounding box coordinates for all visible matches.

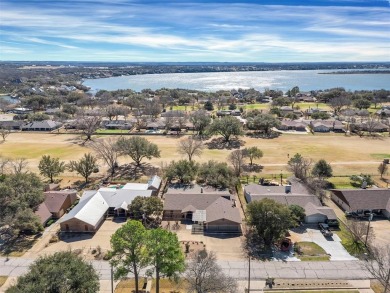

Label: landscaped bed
[294,241,330,261]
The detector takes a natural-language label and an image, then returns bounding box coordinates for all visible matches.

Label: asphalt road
[0,257,371,281]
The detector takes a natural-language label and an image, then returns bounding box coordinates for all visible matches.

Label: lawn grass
[116,278,188,293]
[295,241,330,261]
[0,276,8,287]
[264,289,359,293]
[1,132,389,178]
[0,236,38,257]
[95,129,129,134]
[370,153,390,159]
[327,177,356,189]
[236,182,247,212]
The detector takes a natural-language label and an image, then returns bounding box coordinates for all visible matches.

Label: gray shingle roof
[331,189,390,211]
[163,193,241,224]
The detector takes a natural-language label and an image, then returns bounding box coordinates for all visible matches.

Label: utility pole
[365,213,373,247]
[247,256,251,293]
[111,264,114,293]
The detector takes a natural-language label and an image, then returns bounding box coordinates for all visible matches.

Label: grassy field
[0,132,389,181]
[327,177,356,189]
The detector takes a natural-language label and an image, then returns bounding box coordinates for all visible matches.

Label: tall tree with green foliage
[116,136,160,166]
[197,160,236,189]
[164,160,198,184]
[312,159,333,180]
[109,220,148,293]
[247,114,280,136]
[128,196,163,222]
[145,228,185,293]
[243,146,263,166]
[0,173,44,242]
[6,251,99,293]
[350,174,374,188]
[246,198,294,249]
[67,153,98,183]
[38,155,65,183]
[289,205,306,224]
[190,110,212,136]
[208,116,243,143]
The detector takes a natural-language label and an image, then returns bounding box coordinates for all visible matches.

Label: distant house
[331,189,390,218]
[355,121,389,132]
[10,107,32,115]
[21,120,61,131]
[277,120,308,131]
[0,120,25,130]
[102,120,133,130]
[161,110,186,118]
[376,109,390,117]
[244,184,337,223]
[163,184,241,233]
[43,190,78,218]
[310,120,344,132]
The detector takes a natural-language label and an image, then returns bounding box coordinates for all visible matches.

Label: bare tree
[329,96,351,115]
[346,219,374,245]
[228,149,246,177]
[177,136,204,162]
[0,126,11,141]
[76,113,102,142]
[363,244,390,293]
[287,153,312,181]
[0,156,10,175]
[89,138,119,176]
[185,250,238,293]
[9,158,29,175]
[378,162,388,179]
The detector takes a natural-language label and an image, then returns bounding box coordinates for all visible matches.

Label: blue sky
[0,0,389,62]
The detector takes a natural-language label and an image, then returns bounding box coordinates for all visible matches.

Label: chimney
[200,187,203,193]
[361,180,367,189]
[285,185,292,194]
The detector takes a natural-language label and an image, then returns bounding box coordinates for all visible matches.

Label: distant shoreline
[319,70,390,75]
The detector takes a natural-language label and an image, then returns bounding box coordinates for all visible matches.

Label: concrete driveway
[291,227,357,261]
[302,229,357,261]
[369,219,390,248]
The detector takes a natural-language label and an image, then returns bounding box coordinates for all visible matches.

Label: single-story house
[0,120,25,130]
[244,184,337,223]
[102,120,133,130]
[35,201,53,225]
[163,193,242,233]
[21,120,62,131]
[376,109,390,117]
[43,189,78,218]
[277,120,308,131]
[161,110,186,118]
[59,188,153,232]
[357,121,388,132]
[310,120,344,132]
[9,107,32,115]
[59,191,109,232]
[331,189,390,218]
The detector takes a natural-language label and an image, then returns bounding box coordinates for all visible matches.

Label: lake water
[83,70,390,93]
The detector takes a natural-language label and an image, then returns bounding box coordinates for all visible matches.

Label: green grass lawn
[95,129,129,134]
[370,153,390,159]
[327,177,356,189]
[295,241,330,261]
